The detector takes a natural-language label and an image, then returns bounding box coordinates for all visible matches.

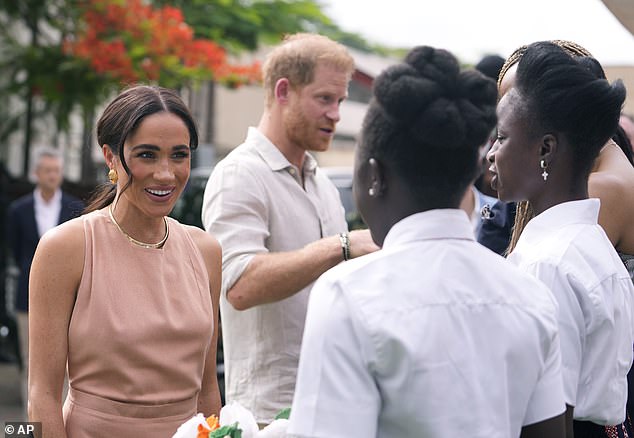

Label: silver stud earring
[368,187,376,196]
[540,159,549,181]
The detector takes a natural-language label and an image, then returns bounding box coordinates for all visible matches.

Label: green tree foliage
[0,0,389,180]
[154,0,332,52]
[0,0,89,174]
[151,0,392,54]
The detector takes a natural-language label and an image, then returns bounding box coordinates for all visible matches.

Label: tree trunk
[22,88,33,177]
[206,80,215,144]
[198,80,216,168]
[22,10,39,178]
[80,107,96,183]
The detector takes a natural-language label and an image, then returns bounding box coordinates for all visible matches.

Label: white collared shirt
[508,199,634,425]
[289,209,565,437]
[33,188,62,237]
[202,127,347,423]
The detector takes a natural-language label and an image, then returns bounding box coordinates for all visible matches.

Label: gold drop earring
[108,168,118,184]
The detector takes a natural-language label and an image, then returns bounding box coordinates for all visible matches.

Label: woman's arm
[28,219,84,438]
[520,411,566,438]
[188,226,222,416]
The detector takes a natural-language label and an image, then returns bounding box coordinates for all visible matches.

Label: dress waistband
[68,387,198,419]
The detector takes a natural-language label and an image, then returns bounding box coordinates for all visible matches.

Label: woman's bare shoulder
[183,224,221,258]
[589,170,634,204]
[33,216,86,282]
[39,216,85,249]
[590,168,634,249]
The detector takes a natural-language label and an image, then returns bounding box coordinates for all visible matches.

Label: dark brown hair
[84,85,199,213]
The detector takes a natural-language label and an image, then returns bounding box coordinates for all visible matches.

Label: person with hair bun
[487,41,634,437]
[28,85,222,437]
[289,46,566,438]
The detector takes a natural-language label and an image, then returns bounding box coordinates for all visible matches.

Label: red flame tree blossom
[64,0,261,88]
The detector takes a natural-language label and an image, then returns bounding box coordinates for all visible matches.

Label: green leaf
[274,407,291,420]
[208,422,242,438]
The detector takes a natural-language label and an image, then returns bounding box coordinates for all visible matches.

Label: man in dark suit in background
[6,147,82,417]
[473,54,516,255]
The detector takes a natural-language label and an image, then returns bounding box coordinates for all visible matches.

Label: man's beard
[285,105,332,152]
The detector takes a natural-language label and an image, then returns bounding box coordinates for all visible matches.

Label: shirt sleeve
[289,274,380,437]
[523,322,566,425]
[201,160,269,295]
[532,262,585,407]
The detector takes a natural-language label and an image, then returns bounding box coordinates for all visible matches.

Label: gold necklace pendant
[108,205,169,249]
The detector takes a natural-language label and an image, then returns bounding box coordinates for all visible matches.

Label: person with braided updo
[289,46,566,438]
[482,41,634,260]
[496,40,634,438]
[487,41,634,438]
[497,41,634,258]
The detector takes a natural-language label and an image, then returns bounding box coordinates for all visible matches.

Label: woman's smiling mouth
[145,188,174,197]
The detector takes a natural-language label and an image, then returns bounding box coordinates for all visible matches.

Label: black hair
[614,125,634,166]
[514,41,626,178]
[475,54,506,82]
[574,55,634,165]
[84,85,199,213]
[359,46,498,207]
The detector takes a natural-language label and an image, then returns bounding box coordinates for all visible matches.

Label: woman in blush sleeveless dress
[28,86,222,437]
[62,211,213,437]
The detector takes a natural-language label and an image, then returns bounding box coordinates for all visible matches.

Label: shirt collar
[382,209,475,249]
[34,187,62,206]
[519,198,600,244]
[248,127,316,176]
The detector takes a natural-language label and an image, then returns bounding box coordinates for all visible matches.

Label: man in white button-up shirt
[202,33,377,424]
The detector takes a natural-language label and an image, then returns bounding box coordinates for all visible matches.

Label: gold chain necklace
[108,205,169,249]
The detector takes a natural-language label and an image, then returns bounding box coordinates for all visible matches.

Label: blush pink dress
[62,209,213,437]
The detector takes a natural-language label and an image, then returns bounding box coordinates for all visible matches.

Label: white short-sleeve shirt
[289,209,565,438]
[201,127,347,423]
[507,199,634,425]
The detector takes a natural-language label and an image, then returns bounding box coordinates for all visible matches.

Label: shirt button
[289,168,296,175]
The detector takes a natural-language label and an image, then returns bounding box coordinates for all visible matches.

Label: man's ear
[368,157,386,197]
[274,78,291,104]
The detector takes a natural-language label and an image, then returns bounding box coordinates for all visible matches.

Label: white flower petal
[257,419,289,437]
[219,401,259,438]
[171,413,209,438]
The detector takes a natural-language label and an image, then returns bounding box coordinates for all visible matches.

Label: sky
[323,0,634,66]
